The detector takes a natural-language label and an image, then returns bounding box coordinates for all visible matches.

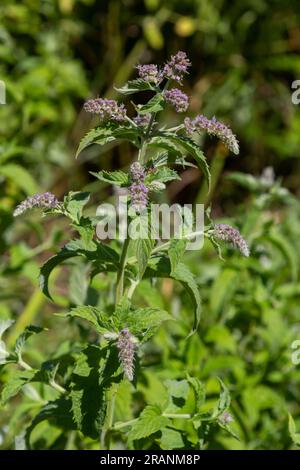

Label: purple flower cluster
[83,98,126,122]
[129,183,149,213]
[136,64,161,84]
[213,224,250,257]
[133,113,151,127]
[219,412,234,425]
[13,192,59,217]
[117,328,136,381]
[184,115,239,155]
[130,162,146,181]
[163,88,189,113]
[163,51,191,83]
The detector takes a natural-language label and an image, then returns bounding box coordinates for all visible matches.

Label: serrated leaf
[70,345,121,439]
[58,306,113,334]
[70,345,106,438]
[76,123,140,158]
[138,93,165,115]
[145,257,201,335]
[75,125,116,158]
[115,79,156,95]
[64,191,90,224]
[39,249,80,300]
[90,170,129,186]
[128,405,170,440]
[288,413,300,446]
[211,378,231,419]
[1,369,37,405]
[145,167,180,184]
[134,238,155,280]
[187,375,206,412]
[150,133,211,190]
[168,238,187,275]
[172,262,201,335]
[25,397,76,447]
[119,307,171,342]
[40,241,119,300]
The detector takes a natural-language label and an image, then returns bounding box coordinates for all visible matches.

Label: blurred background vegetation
[1,0,300,450]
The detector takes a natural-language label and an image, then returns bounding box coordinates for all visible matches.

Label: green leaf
[115,79,156,95]
[288,413,300,446]
[70,345,121,438]
[39,249,80,300]
[187,375,206,412]
[145,257,201,335]
[159,428,185,450]
[145,167,180,184]
[150,133,211,190]
[128,405,170,440]
[14,326,44,357]
[172,262,201,335]
[75,125,116,158]
[211,378,231,420]
[168,238,187,275]
[0,163,39,195]
[76,123,140,158]
[119,307,171,342]
[57,306,113,334]
[90,170,129,186]
[39,241,119,300]
[1,369,37,405]
[173,135,211,190]
[70,345,107,438]
[138,93,165,115]
[134,238,155,280]
[25,398,76,447]
[64,191,90,224]
[148,135,182,156]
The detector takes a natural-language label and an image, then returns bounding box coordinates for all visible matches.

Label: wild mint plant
[2,52,249,449]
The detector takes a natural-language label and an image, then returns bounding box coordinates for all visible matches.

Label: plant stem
[112,413,192,431]
[18,358,67,394]
[101,384,119,449]
[115,235,130,303]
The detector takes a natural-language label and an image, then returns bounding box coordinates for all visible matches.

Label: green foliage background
[1,0,300,450]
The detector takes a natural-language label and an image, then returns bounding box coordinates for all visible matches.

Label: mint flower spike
[129,182,149,213]
[13,192,59,217]
[136,64,162,84]
[130,162,146,182]
[83,98,126,122]
[117,328,136,381]
[163,51,191,83]
[213,223,250,257]
[163,88,189,113]
[184,115,239,155]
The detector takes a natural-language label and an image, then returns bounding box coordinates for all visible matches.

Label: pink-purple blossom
[129,182,149,213]
[213,224,250,257]
[117,328,136,381]
[184,115,239,155]
[163,51,191,83]
[83,98,126,122]
[13,192,59,217]
[163,88,189,113]
[136,64,161,84]
[130,162,146,182]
